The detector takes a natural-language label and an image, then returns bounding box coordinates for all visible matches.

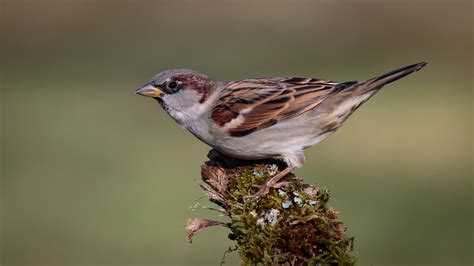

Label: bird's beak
[135,83,164,98]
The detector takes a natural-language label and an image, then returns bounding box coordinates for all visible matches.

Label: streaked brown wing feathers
[212,77,344,136]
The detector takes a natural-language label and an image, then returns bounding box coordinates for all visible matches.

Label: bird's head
[135,69,218,114]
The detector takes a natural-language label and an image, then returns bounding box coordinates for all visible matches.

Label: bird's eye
[165,80,182,93]
[168,81,178,89]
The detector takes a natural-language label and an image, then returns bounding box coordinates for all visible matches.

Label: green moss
[189,150,356,265]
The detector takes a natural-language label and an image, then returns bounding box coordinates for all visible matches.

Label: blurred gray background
[1,0,472,265]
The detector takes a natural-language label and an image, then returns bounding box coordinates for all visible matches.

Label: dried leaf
[186,218,227,242]
[201,165,230,195]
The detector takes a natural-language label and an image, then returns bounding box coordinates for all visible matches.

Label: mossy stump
[186,150,356,265]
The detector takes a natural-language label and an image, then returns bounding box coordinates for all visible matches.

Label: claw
[243,185,270,201]
[273,181,290,189]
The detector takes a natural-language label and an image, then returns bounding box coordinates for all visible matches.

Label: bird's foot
[243,183,272,201]
[243,167,293,201]
[244,181,292,200]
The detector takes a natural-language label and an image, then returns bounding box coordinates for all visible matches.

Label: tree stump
[186,149,356,265]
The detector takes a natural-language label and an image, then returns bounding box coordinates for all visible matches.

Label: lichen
[186,150,356,265]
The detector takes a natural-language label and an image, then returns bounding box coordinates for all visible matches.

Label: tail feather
[329,62,427,121]
[354,62,427,94]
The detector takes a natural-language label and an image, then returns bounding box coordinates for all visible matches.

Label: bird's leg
[244,166,295,201]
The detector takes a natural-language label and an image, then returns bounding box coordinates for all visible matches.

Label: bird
[135,62,427,199]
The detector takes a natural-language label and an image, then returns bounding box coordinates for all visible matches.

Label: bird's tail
[353,62,427,95]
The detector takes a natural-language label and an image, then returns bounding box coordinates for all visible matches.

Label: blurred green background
[1,0,472,265]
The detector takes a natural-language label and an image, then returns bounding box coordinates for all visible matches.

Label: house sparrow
[136,62,427,199]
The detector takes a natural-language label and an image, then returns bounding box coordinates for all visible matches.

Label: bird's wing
[211,77,357,137]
